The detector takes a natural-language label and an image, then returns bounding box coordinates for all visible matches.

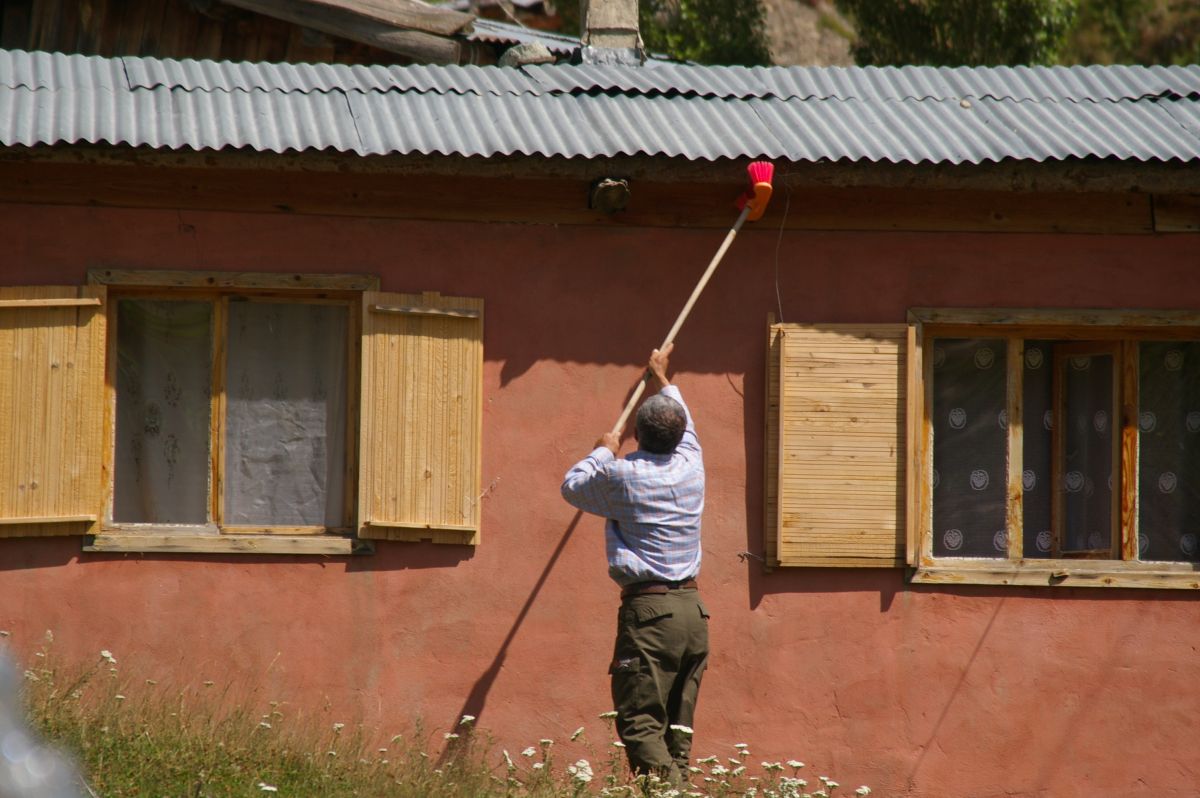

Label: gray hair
[636,394,686,454]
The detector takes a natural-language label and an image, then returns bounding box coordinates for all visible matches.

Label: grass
[9,634,869,798]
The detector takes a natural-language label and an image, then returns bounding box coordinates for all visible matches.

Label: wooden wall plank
[1153,194,1200,232]
[0,161,1165,235]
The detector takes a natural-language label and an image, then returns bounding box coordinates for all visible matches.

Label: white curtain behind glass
[114,300,213,524]
[225,302,347,527]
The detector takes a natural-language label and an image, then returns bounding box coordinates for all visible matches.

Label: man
[561,342,708,784]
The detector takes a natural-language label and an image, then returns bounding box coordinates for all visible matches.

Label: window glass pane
[114,300,213,524]
[1022,341,1053,558]
[932,338,1008,558]
[1138,342,1200,562]
[1059,352,1114,553]
[225,302,347,526]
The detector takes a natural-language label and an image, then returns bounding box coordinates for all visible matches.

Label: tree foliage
[638,0,771,65]
[1063,0,1200,64]
[836,0,1077,65]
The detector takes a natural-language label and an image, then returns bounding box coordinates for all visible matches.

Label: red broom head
[735,160,775,222]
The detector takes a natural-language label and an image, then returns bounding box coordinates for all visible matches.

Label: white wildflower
[145,679,157,685]
[826,780,839,789]
[598,710,618,719]
[567,758,594,784]
[502,750,515,770]
[734,743,749,750]
[532,763,544,771]
[571,726,585,741]
[0,631,9,637]
[256,782,278,792]
[539,738,554,748]
[711,765,729,777]
[44,630,53,642]
[332,722,345,732]
[669,724,694,735]
[391,734,403,743]
[22,670,37,681]
[697,756,719,765]
[688,766,702,774]
[444,733,459,740]
[521,747,537,757]
[35,652,44,658]
[326,751,337,757]
[612,741,625,748]
[378,748,387,754]
[813,792,829,798]
[459,715,476,726]
[203,680,214,686]
[258,721,272,729]
[787,760,805,769]
[114,694,126,701]
[100,650,116,664]
[732,766,746,777]
[856,787,872,796]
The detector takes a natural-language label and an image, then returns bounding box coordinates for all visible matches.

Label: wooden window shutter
[765,323,907,567]
[359,291,483,544]
[0,286,106,537]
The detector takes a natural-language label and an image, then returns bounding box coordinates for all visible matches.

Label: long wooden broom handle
[611,203,754,437]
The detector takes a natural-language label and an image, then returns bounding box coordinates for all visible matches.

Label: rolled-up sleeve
[561,447,617,517]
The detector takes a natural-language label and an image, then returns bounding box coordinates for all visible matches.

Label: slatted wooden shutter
[765,323,907,567]
[0,286,106,537]
[359,291,483,544]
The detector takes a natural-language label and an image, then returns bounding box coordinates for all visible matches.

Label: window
[0,273,484,555]
[765,311,1200,589]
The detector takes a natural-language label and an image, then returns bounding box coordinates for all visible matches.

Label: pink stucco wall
[3,201,1200,796]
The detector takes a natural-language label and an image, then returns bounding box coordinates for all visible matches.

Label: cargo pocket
[633,604,673,625]
[697,599,710,620]
[609,655,661,734]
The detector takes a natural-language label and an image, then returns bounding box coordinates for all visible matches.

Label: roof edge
[4,143,1200,194]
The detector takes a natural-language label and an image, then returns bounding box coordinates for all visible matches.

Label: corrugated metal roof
[2,48,1199,164]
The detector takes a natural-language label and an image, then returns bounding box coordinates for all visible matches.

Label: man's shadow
[441,508,586,761]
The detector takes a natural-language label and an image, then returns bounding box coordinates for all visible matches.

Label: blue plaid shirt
[561,385,704,587]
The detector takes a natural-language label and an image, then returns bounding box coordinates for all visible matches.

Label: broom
[610,161,775,437]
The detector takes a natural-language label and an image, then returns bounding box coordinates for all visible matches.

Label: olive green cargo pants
[609,588,710,782]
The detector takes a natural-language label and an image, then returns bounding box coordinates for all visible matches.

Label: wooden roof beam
[220,0,477,64]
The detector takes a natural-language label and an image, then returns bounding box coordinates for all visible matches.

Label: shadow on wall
[440,509,585,752]
[488,236,774,387]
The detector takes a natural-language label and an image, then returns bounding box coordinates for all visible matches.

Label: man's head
[635,394,686,454]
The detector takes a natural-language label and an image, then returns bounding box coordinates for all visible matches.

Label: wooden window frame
[909,308,1200,590]
[85,271,378,556]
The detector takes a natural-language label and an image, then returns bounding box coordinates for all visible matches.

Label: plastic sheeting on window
[113,300,212,524]
[224,302,347,527]
[931,338,1008,558]
[1059,351,1114,553]
[1138,341,1200,562]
